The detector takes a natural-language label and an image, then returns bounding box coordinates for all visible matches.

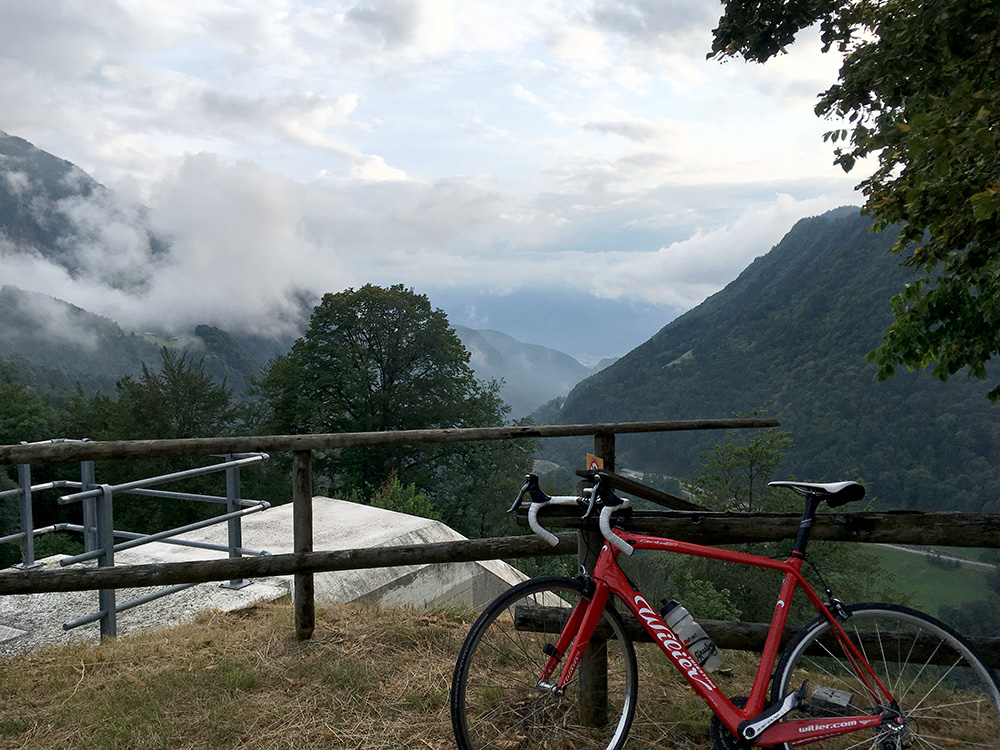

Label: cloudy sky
[0,0,862,362]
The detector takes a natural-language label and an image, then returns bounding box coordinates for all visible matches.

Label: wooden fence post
[578,432,616,726]
[292,450,315,640]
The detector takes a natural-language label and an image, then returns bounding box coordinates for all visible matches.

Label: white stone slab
[0,498,531,655]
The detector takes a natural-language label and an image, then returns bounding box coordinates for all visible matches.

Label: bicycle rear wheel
[451,576,638,750]
[771,603,1000,748]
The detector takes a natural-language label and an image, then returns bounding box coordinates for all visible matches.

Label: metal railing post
[578,431,616,726]
[96,484,117,638]
[222,455,249,589]
[14,462,40,569]
[292,450,315,640]
[81,460,97,553]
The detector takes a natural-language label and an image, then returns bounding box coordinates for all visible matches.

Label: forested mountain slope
[0,286,263,396]
[538,207,999,512]
[454,326,600,418]
[0,129,168,286]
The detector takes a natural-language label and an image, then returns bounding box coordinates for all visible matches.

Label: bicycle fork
[537,580,611,695]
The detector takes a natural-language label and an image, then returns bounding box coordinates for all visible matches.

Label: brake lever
[581,486,597,520]
[590,472,624,510]
[507,473,550,514]
[589,472,633,555]
[506,485,527,514]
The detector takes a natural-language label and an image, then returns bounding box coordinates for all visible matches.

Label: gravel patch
[0,556,288,658]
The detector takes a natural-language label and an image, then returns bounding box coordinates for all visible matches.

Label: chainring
[710,696,750,750]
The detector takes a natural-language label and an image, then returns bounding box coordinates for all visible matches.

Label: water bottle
[660,599,724,672]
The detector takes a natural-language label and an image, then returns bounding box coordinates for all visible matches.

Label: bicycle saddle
[768,480,865,508]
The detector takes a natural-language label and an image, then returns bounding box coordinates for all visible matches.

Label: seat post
[791,494,823,557]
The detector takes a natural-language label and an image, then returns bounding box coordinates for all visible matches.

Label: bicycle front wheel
[772,603,1000,748]
[451,576,638,750]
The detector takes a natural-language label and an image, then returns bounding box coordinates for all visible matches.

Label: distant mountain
[539,207,1000,513]
[0,286,263,396]
[0,132,285,395]
[453,325,608,418]
[0,130,168,289]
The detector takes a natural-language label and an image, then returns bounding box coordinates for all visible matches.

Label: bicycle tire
[451,575,638,750]
[771,603,1000,749]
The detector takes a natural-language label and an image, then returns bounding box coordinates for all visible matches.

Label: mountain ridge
[0,282,596,415]
[539,208,1000,513]
[453,325,607,418]
[0,129,168,288]
[0,131,602,415]
[0,285,265,396]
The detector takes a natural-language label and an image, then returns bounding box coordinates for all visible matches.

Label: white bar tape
[600,505,634,556]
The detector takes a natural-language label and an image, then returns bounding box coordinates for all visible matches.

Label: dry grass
[0,601,741,750]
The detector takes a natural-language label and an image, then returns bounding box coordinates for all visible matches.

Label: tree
[258,284,534,535]
[363,474,440,521]
[0,382,59,447]
[262,285,493,435]
[58,348,247,532]
[711,0,1000,398]
[687,417,794,513]
[0,382,62,558]
[111,348,239,440]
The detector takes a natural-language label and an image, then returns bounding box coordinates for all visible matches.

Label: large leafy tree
[259,284,533,535]
[711,0,1000,397]
[263,284,491,435]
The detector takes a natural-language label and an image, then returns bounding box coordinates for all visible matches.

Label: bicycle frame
[543,529,898,746]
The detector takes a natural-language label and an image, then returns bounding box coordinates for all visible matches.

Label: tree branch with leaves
[712,0,1000,398]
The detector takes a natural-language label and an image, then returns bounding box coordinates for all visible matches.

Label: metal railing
[0,441,271,637]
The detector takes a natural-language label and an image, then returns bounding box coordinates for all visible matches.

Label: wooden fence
[1,418,998,667]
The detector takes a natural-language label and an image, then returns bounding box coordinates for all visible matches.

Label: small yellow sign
[586,453,604,471]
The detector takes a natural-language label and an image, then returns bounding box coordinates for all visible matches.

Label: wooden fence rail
[0,531,577,595]
[1,417,778,640]
[0,418,778,465]
[1,509,996,592]
[2,511,999,670]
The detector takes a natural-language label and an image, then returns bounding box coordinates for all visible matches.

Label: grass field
[0,600,741,750]
[1,576,995,750]
[867,544,993,617]
[2,542,994,750]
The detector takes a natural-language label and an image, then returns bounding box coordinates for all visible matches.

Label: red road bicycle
[450,473,1000,749]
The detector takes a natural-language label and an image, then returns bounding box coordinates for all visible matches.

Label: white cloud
[511,84,545,107]
[52,192,164,290]
[349,155,408,181]
[3,171,30,195]
[595,193,851,307]
[589,0,718,48]
[463,117,512,141]
[0,0,869,357]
